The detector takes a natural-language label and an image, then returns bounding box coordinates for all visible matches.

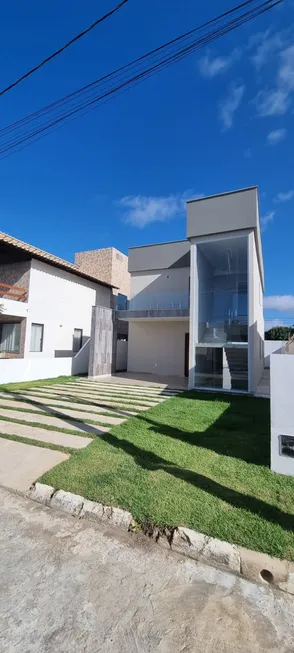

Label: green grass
[41,391,294,561]
[0,375,83,393]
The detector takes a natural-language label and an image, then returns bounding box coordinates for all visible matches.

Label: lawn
[40,391,294,560]
[0,375,81,393]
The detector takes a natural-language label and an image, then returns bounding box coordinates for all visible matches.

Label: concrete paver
[0,420,93,449]
[39,385,161,406]
[0,392,138,417]
[0,485,293,653]
[0,408,110,433]
[20,387,154,411]
[0,399,125,425]
[72,381,179,397]
[0,441,68,491]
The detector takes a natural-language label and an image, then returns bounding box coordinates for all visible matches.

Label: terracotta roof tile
[0,231,115,289]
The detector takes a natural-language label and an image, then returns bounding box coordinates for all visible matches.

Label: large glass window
[197,236,248,345]
[195,346,248,392]
[0,322,20,352]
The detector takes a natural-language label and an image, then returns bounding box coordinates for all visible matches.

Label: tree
[265,325,294,341]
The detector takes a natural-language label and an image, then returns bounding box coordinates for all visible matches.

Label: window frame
[0,322,21,353]
[30,323,44,353]
[73,328,83,353]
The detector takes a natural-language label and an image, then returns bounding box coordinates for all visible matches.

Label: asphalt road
[0,485,293,653]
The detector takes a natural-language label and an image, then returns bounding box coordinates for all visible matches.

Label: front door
[184,333,189,377]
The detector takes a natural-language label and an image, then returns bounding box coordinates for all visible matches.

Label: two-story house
[115,187,264,394]
[0,233,129,383]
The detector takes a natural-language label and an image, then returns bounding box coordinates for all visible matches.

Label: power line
[0,0,283,158]
[0,0,128,98]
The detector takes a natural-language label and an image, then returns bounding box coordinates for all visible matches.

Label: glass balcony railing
[124,291,190,311]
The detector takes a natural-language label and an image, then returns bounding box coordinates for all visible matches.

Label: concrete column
[88,306,115,378]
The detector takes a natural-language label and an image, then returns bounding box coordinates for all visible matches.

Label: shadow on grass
[100,430,294,532]
[138,391,271,467]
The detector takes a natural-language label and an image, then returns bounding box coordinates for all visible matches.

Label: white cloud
[278,45,294,91]
[255,41,294,117]
[264,296,294,312]
[199,49,240,78]
[274,190,294,202]
[260,210,275,231]
[255,88,290,116]
[118,192,194,228]
[267,128,287,144]
[219,84,245,130]
[250,29,287,69]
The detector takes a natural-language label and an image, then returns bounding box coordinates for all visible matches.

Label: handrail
[0,282,28,301]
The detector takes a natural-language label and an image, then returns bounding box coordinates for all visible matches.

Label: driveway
[1,485,293,653]
[0,378,181,490]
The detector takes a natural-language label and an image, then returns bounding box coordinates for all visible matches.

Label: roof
[0,231,115,289]
[186,186,257,204]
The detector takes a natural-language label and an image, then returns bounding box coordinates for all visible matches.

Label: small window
[73,328,83,352]
[0,322,21,352]
[280,435,294,458]
[30,323,44,352]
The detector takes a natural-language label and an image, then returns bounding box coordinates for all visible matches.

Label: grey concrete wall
[187,188,258,239]
[128,240,190,273]
[88,306,115,377]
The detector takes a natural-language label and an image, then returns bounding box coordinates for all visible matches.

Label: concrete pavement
[0,441,68,491]
[0,485,293,653]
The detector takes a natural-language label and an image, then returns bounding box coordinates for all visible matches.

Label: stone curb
[27,483,294,596]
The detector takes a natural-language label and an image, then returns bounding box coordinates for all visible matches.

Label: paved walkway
[0,485,293,653]
[0,440,68,491]
[0,378,181,490]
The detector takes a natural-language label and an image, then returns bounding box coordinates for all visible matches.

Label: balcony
[0,282,28,302]
[117,291,189,320]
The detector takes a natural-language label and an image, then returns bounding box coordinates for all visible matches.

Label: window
[73,328,83,352]
[0,322,20,352]
[30,323,44,352]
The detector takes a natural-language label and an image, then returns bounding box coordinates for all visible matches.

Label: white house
[115,187,265,394]
[0,232,114,383]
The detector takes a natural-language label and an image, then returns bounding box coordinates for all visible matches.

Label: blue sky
[0,0,293,324]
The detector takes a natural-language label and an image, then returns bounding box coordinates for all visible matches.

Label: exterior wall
[127,321,189,377]
[248,233,264,392]
[0,357,74,384]
[264,341,287,368]
[130,267,190,309]
[187,188,258,238]
[0,260,31,299]
[111,249,130,297]
[271,353,294,476]
[88,305,115,377]
[75,247,130,297]
[24,259,112,359]
[128,240,190,273]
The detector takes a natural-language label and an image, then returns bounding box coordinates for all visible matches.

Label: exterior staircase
[224,347,248,391]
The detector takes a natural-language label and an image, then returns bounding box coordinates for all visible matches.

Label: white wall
[127,320,189,377]
[1,298,29,318]
[248,233,264,392]
[264,341,287,368]
[24,259,111,359]
[0,357,73,383]
[130,268,190,309]
[271,353,294,476]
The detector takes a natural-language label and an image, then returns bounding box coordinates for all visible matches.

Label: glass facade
[194,235,249,392]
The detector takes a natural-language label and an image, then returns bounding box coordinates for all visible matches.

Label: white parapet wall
[0,346,90,384]
[271,352,294,476]
[264,341,287,368]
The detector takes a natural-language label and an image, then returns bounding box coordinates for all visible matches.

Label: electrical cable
[0,0,283,158]
[0,0,128,98]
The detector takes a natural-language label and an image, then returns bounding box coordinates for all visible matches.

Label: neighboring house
[116,187,265,394]
[0,232,118,383]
